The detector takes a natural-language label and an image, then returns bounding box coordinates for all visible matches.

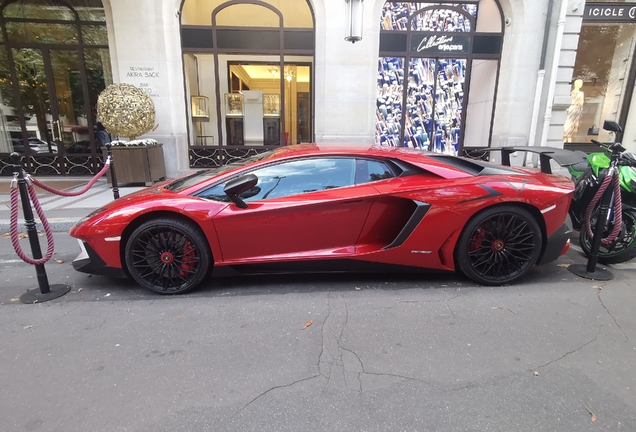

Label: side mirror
[603,120,623,134]
[224,174,258,209]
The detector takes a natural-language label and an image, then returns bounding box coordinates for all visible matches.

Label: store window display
[564,79,584,143]
[568,20,636,146]
[377,1,503,156]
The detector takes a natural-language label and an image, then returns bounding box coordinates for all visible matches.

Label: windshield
[165,151,276,192]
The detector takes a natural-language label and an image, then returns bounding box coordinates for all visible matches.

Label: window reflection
[201,158,357,202]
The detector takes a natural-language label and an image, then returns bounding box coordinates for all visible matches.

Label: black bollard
[569,177,615,281]
[8,153,71,303]
[105,143,120,199]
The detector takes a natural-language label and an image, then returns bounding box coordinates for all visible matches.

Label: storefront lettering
[125,66,160,97]
[588,7,624,18]
[414,35,466,53]
[584,4,636,22]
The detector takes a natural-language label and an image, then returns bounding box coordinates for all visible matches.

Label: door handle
[49,121,57,141]
[55,120,63,141]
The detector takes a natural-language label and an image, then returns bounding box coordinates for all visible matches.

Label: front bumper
[72,239,127,279]
[537,223,572,265]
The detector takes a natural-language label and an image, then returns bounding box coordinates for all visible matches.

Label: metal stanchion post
[9,153,71,303]
[105,143,120,199]
[569,177,615,281]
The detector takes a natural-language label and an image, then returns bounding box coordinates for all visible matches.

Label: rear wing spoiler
[474,146,584,174]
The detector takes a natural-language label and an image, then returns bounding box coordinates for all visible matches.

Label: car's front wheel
[125,218,211,294]
[455,206,542,285]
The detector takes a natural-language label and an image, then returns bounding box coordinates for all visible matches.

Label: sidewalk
[0,176,146,233]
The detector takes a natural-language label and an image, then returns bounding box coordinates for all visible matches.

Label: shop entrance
[180,0,315,168]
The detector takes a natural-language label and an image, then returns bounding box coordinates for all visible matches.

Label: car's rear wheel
[455,206,542,285]
[125,218,211,294]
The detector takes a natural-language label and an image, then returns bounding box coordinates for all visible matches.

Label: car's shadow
[63,241,590,302]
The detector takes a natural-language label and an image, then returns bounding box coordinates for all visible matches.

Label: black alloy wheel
[125,218,211,294]
[579,209,636,264]
[456,206,542,285]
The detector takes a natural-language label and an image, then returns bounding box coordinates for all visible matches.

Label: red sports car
[70,144,574,294]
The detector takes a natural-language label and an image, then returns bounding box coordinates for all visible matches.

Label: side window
[355,159,395,184]
[197,157,356,202]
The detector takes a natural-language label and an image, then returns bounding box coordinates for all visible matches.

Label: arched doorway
[377,0,503,156]
[0,0,112,176]
[180,0,315,168]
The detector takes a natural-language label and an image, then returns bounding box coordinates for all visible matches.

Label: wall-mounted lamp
[345,0,364,43]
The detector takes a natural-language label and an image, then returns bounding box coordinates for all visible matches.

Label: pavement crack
[317,292,332,376]
[445,302,458,322]
[362,370,444,391]
[337,293,348,342]
[53,304,82,321]
[232,374,323,417]
[597,288,629,342]
[537,325,603,369]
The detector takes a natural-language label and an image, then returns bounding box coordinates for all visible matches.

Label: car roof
[260,143,451,163]
[263,144,481,173]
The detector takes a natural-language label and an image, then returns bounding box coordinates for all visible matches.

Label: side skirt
[211,259,452,277]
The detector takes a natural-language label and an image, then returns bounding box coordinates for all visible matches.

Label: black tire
[455,206,542,285]
[579,208,636,265]
[124,218,212,294]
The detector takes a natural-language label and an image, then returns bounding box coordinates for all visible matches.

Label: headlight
[75,206,108,227]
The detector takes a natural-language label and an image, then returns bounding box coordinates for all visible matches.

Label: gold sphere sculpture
[97,83,155,140]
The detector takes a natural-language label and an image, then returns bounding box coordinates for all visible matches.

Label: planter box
[104,144,166,186]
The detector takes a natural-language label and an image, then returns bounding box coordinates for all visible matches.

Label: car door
[206,157,379,262]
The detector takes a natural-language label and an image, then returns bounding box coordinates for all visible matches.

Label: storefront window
[182,0,313,28]
[0,0,112,175]
[377,1,503,155]
[181,0,314,167]
[567,22,636,144]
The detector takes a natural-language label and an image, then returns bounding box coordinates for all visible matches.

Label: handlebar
[591,139,626,154]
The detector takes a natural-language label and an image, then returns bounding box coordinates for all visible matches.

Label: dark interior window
[355,159,395,184]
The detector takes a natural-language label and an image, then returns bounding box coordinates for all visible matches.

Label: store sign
[410,34,470,54]
[584,3,636,22]
[123,65,162,98]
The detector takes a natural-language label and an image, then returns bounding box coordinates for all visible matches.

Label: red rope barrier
[28,157,111,197]
[584,170,623,245]
[10,184,55,265]
[9,157,111,265]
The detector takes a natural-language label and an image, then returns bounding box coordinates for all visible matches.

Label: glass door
[49,48,94,157]
[10,48,58,156]
[11,47,94,172]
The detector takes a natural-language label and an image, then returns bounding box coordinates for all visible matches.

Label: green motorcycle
[568,121,636,264]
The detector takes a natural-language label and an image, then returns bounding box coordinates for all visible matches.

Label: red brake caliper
[180,240,196,277]
[470,229,486,252]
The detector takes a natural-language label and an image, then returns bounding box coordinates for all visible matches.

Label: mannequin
[564,79,584,143]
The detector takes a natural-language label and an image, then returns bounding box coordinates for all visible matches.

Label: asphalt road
[0,233,635,431]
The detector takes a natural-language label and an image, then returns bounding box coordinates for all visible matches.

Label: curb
[0,218,81,234]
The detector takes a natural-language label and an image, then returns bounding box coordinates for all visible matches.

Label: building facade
[1,0,635,177]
